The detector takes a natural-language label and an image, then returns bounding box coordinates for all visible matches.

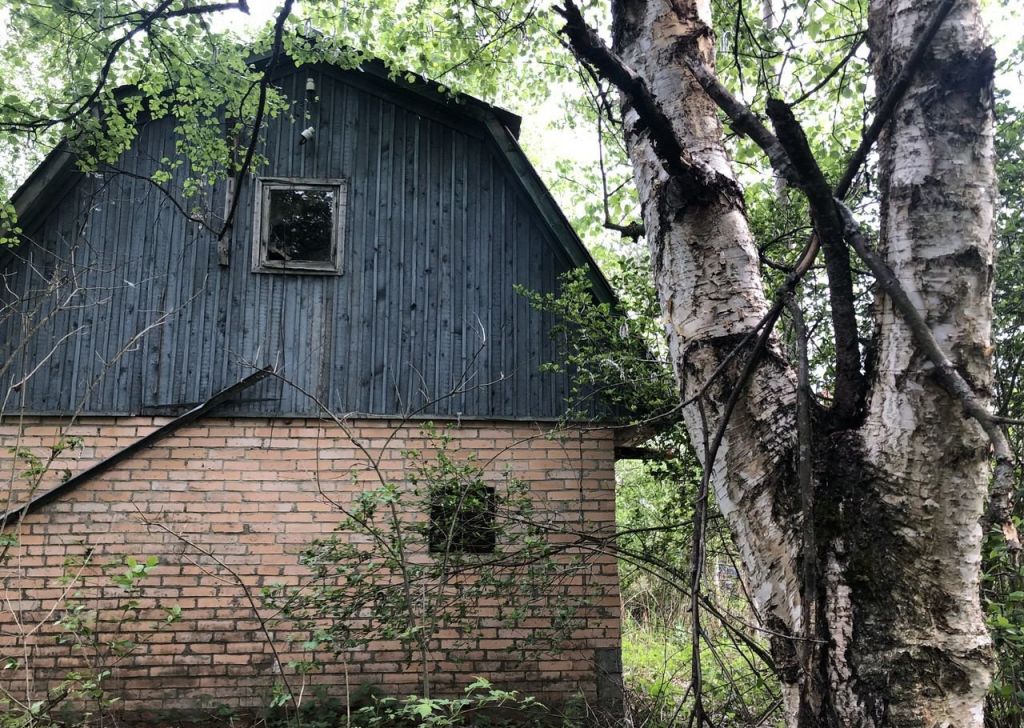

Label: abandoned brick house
[0,58,622,717]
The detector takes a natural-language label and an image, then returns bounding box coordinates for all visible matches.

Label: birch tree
[557,0,1007,725]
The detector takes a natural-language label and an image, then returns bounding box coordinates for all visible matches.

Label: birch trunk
[852,1,996,724]
[609,0,996,725]
[611,0,806,713]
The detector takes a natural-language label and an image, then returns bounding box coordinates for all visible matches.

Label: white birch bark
[611,0,804,697]
[854,1,996,724]
[608,0,997,725]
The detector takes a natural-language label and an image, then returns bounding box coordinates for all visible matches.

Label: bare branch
[680,55,800,187]
[790,34,866,107]
[218,0,295,240]
[766,100,865,424]
[555,0,741,205]
[834,0,958,198]
[135,509,301,710]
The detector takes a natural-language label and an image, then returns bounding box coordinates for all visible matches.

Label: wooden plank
[434,124,455,414]
[374,99,396,411]
[0,65,609,423]
[348,90,373,412]
[453,131,470,416]
[390,107,416,415]
[405,115,428,412]
[422,118,443,411]
[480,117,615,304]
[1,366,274,525]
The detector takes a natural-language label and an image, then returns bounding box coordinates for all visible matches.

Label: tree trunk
[852,1,996,724]
[609,0,996,725]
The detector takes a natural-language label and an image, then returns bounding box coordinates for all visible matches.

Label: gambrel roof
[1,58,615,421]
[11,59,613,304]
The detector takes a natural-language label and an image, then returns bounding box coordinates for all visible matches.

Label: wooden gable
[0,61,613,421]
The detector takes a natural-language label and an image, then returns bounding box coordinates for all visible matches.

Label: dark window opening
[266,188,334,262]
[429,484,497,554]
[253,178,346,273]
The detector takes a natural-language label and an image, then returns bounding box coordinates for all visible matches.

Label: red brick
[0,415,618,713]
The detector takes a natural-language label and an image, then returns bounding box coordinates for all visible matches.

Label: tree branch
[835,200,1019,544]
[790,34,865,107]
[785,295,825,716]
[218,0,294,240]
[597,110,645,239]
[766,100,866,424]
[555,0,740,205]
[834,0,958,198]
[2,0,250,133]
[679,55,800,187]
[678,0,961,424]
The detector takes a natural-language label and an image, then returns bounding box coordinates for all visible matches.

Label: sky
[205,0,1024,155]
[1,0,1020,200]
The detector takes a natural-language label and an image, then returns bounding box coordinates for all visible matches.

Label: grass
[621,618,783,728]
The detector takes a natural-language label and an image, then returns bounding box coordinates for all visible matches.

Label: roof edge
[480,117,617,305]
[250,52,523,138]
[10,141,79,232]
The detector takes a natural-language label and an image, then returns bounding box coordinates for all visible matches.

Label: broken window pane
[253,178,345,274]
[429,484,497,554]
[266,188,335,263]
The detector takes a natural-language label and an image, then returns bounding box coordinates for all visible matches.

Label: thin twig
[218,0,295,241]
[135,508,302,719]
[834,0,958,198]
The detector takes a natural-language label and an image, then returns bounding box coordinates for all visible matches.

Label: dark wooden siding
[0,66,587,420]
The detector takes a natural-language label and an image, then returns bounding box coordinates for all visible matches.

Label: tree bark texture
[854,1,996,724]
[608,0,996,725]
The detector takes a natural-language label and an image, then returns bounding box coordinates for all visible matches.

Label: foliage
[621,620,781,728]
[615,459,697,630]
[0,547,179,727]
[0,0,1023,724]
[233,679,548,728]
[264,425,593,696]
[983,523,1024,727]
[352,677,547,727]
[516,260,676,426]
[986,36,1024,725]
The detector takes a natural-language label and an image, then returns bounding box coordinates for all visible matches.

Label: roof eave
[249,52,523,138]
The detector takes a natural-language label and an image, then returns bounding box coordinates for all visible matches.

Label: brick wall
[0,416,620,719]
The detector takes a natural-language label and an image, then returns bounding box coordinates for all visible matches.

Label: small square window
[429,484,497,554]
[253,178,346,273]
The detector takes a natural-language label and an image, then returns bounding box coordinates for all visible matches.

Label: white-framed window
[252,177,347,274]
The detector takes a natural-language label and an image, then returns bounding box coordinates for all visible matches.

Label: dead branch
[134,508,301,712]
[679,56,799,187]
[765,99,865,424]
[555,0,742,206]
[218,0,295,241]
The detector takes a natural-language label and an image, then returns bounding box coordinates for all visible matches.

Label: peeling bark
[600,0,997,725]
[609,0,804,713]
[852,1,997,724]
